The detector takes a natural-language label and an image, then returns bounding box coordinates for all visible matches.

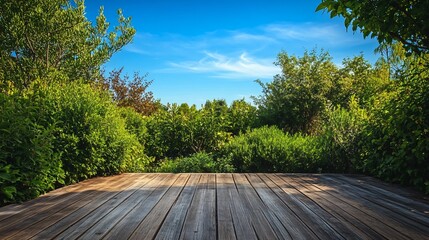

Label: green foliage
[227,99,257,135]
[255,49,337,134]
[120,107,148,145]
[361,74,429,193]
[0,92,63,204]
[220,126,321,173]
[0,81,153,204]
[156,152,234,173]
[0,0,151,205]
[318,98,368,173]
[40,81,149,182]
[316,0,429,54]
[331,55,390,108]
[317,1,429,193]
[145,101,235,160]
[0,0,135,92]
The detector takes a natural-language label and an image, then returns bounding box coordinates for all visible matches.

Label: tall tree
[0,0,135,92]
[316,0,429,54]
[255,49,337,134]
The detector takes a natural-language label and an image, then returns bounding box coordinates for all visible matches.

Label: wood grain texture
[0,173,427,240]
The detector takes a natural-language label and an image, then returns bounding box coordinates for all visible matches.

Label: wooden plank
[29,175,143,239]
[0,175,122,223]
[53,174,163,239]
[180,174,217,240]
[277,173,388,239]
[0,173,427,240]
[30,175,149,240]
[233,174,279,240]
[252,173,344,239]
[62,174,159,239]
[288,174,412,240]
[243,174,293,240]
[155,174,200,240]
[9,174,155,240]
[0,174,131,239]
[329,174,429,218]
[129,174,190,239]
[221,174,258,240]
[265,174,371,239]
[215,173,236,240]
[351,174,429,204]
[102,173,180,239]
[307,174,429,238]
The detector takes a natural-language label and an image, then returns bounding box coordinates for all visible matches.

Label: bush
[361,76,429,193]
[219,126,321,172]
[0,92,63,204]
[156,152,234,173]
[41,82,150,182]
[145,104,230,160]
[120,107,149,146]
[0,81,152,205]
[317,98,368,173]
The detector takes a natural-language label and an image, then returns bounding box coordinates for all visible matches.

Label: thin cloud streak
[125,22,365,56]
[262,23,362,45]
[125,22,375,80]
[169,51,280,79]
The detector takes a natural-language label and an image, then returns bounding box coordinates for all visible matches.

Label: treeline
[144,49,428,197]
[1,0,428,205]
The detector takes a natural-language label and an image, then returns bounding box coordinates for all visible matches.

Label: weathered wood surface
[0,173,428,240]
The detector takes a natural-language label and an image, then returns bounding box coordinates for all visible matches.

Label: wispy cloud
[125,22,366,56]
[169,51,280,79]
[262,23,360,45]
[125,22,376,79]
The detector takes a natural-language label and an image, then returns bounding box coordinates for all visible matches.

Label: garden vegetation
[1,0,428,205]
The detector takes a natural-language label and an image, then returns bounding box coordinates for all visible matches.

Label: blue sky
[85,0,380,106]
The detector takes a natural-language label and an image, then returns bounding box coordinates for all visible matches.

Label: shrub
[145,104,230,160]
[361,76,429,193]
[317,98,368,173]
[0,81,152,205]
[120,107,148,145]
[219,126,321,172]
[0,92,63,204]
[156,152,234,173]
[41,82,149,182]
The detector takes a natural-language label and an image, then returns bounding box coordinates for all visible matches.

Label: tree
[100,68,159,116]
[316,0,429,54]
[330,55,390,108]
[0,0,135,92]
[254,49,337,134]
[228,99,257,135]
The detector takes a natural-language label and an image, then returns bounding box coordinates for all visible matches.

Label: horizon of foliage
[1,0,428,205]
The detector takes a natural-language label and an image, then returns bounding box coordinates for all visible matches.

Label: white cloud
[125,22,377,78]
[263,23,364,45]
[169,51,280,79]
[230,32,276,44]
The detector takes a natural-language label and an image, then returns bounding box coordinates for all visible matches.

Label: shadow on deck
[0,173,428,239]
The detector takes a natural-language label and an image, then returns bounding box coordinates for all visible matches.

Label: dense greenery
[0,82,151,203]
[0,0,135,92]
[1,0,428,205]
[157,152,234,173]
[219,126,321,173]
[0,0,143,204]
[360,67,429,191]
[317,0,429,54]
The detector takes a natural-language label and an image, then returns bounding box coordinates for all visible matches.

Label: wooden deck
[0,173,428,240]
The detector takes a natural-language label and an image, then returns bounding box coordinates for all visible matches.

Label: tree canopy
[0,0,135,92]
[317,0,429,54]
